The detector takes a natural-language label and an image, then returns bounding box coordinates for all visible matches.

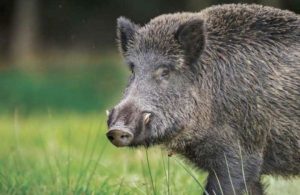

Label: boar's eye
[155,66,171,82]
[159,67,170,80]
[161,68,169,77]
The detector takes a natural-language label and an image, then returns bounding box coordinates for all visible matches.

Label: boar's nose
[106,128,134,147]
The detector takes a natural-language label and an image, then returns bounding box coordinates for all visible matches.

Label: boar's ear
[175,19,206,66]
[117,16,139,55]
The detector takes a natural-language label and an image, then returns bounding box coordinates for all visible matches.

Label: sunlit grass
[0,112,206,194]
[0,112,299,194]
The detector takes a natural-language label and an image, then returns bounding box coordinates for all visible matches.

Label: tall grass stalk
[74,122,93,190]
[13,110,23,173]
[75,121,101,192]
[67,128,71,192]
[116,177,124,195]
[53,149,64,194]
[85,139,107,190]
[224,153,236,195]
[161,150,171,195]
[212,169,224,195]
[141,159,150,195]
[39,123,55,185]
[174,158,207,194]
[167,154,170,195]
[238,143,249,195]
[145,149,156,195]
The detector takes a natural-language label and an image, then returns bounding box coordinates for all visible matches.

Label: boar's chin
[130,131,180,148]
[129,132,167,148]
[128,139,155,148]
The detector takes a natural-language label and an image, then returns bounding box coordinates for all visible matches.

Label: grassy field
[0,56,128,114]
[0,113,208,194]
[0,112,299,195]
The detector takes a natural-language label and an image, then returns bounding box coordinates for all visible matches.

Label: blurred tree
[10,0,39,68]
[281,0,300,13]
[260,0,281,8]
[0,0,298,67]
[39,0,186,51]
[186,0,212,11]
[0,0,14,66]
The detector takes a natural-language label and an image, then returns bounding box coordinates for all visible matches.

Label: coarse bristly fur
[107,4,300,195]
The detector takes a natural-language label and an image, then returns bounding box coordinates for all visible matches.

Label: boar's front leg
[204,152,263,195]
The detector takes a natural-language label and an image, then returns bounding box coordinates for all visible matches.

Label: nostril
[107,134,114,141]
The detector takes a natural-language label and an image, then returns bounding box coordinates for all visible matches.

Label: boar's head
[107,16,209,148]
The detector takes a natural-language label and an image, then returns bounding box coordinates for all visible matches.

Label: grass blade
[85,140,107,190]
[140,159,150,195]
[75,121,102,191]
[224,153,236,195]
[161,150,170,195]
[145,149,156,195]
[75,122,93,189]
[238,143,249,195]
[116,177,124,195]
[167,154,171,195]
[212,169,224,195]
[174,158,207,194]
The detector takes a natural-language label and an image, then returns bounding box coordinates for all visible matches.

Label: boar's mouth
[107,111,156,147]
[107,108,183,148]
[129,126,183,148]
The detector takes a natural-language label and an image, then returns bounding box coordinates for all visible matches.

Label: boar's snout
[106,128,134,147]
[106,100,154,147]
[106,101,154,147]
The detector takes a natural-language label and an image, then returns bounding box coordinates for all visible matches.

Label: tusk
[143,113,151,125]
[106,110,110,116]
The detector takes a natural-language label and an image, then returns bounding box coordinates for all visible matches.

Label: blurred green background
[0,0,299,114]
[0,0,299,194]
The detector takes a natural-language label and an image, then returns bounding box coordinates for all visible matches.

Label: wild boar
[107,4,300,195]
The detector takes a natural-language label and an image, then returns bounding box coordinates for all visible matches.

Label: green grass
[0,112,299,195]
[0,112,207,194]
[0,56,128,114]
